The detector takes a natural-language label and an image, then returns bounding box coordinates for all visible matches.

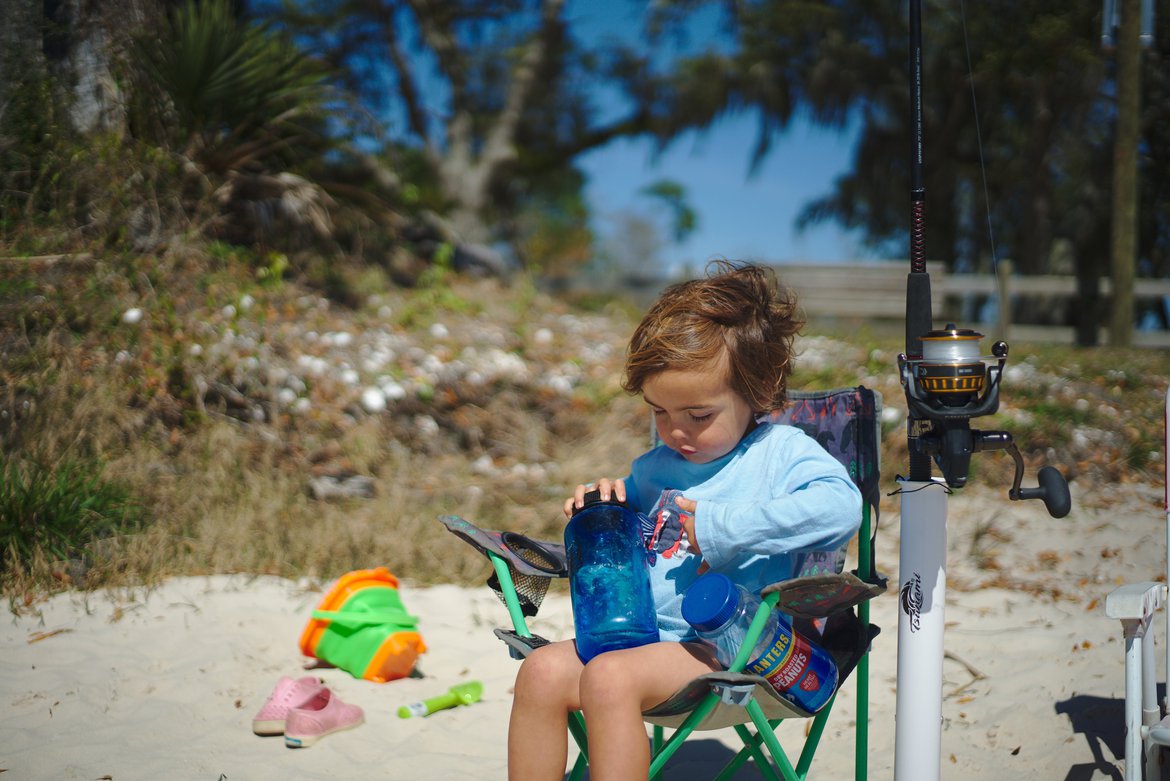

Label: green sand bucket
[299,567,427,682]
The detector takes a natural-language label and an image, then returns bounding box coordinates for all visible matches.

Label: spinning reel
[898,324,1072,518]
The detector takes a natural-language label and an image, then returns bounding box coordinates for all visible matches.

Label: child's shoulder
[750,419,807,446]
[749,420,838,461]
[754,420,853,478]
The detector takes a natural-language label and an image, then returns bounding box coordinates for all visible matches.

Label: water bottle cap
[681,572,739,632]
[572,488,630,516]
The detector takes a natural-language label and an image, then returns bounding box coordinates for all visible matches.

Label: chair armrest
[762,571,888,619]
[1105,582,1167,621]
[493,628,552,660]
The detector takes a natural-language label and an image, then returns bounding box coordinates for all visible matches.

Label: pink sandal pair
[252,675,364,747]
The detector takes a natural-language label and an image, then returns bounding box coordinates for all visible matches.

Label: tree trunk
[1109,0,1142,347]
[0,0,46,116]
[1074,245,1102,346]
[431,0,566,245]
[3,0,150,137]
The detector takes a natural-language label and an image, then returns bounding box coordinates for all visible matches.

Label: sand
[2,478,1163,780]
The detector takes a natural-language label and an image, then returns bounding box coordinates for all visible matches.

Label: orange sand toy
[299,567,426,683]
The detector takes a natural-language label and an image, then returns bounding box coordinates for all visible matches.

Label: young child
[508,261,861,781]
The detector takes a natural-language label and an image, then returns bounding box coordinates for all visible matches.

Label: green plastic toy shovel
[397,680,483,718]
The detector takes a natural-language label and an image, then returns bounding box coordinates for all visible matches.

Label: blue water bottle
[682,572,837,713]
[564,490,659,663]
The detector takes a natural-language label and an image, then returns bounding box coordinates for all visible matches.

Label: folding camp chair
[440,386,887,780]
[1105,386,1170,781]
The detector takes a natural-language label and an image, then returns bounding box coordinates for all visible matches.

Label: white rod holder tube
[894,479,949,781]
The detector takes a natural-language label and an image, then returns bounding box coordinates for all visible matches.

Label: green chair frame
[440,386,885,780]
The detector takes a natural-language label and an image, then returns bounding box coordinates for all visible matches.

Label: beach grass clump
[0,457,144,573]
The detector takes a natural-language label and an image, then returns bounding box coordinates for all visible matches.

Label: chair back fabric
[772,387,882,578]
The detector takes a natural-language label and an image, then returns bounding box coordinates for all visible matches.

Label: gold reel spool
[915,325,987,406]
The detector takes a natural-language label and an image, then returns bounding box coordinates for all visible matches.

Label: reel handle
[974,432,1073,518]
[1013,465,1072,519]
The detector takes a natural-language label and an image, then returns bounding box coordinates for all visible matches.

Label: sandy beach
[3,478,1163,780]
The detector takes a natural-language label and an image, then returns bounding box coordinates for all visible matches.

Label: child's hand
[645,490,701,558]
[563,478,626,517]
[674,496,699,555]
[671,495,709,573]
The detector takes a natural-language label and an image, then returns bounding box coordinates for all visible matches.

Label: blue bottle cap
[681,572,739,632]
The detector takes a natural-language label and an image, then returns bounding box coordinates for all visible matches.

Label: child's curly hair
[622,261,803,413]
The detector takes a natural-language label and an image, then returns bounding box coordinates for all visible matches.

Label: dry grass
[3,249,1169,605]
[0,255,649,600]
[1,376,623,598]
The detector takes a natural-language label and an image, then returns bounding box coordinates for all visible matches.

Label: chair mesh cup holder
[501,532,566,575]
[486,532,566,617]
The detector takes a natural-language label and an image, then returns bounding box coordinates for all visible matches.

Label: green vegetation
[0,458,142,571]
[1,248,1167,606]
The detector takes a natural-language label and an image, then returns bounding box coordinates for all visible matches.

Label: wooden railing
[771,261,1170,348]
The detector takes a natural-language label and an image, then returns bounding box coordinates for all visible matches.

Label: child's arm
[693,431,862,569]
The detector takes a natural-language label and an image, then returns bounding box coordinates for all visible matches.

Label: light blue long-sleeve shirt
[624,421,862,642]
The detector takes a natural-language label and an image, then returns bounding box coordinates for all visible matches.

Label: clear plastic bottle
[681,572,837,713]
[564,491,659,663]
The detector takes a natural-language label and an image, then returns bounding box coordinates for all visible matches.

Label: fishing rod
[892,1,1072,779]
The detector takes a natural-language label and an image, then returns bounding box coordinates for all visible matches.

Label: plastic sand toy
[299,567,426,683]
[397,681,483,718]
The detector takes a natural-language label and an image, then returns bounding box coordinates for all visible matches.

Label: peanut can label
[747,628,813,690]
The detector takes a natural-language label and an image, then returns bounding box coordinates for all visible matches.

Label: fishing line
[958,0,1000,273]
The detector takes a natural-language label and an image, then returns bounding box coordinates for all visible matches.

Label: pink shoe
[252,676,325,736]
[284,688,364,748]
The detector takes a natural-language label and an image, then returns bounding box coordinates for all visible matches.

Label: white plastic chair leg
[1123,623,1146,781]
[1143,623,1170,781]
[1141,628,1163,781]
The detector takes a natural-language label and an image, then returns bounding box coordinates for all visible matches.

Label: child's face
[642,360,756,464]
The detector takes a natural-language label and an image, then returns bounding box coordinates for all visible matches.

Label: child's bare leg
[508,640,584,781]
[579,641,720,781]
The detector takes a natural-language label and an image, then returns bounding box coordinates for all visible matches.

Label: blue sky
[570,0,887,272]
[577,115,882,271]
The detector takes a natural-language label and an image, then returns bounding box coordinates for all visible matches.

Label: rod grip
[905,271,933,358]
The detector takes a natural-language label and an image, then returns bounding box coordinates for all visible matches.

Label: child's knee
[578,652,639,709]
[515,643,579,703]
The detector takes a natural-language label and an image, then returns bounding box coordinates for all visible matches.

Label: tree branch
[405,0,465,102]
[478,0,566,174]
[405,0,471,175]
[379,4,434,156]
